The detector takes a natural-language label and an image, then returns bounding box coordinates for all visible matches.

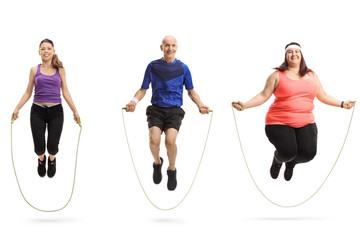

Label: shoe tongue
[49,158,56,165]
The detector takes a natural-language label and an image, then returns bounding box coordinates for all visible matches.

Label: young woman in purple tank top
[12,39,81,178]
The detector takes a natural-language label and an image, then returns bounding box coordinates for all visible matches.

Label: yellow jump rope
[122,107,213,211]
[10,118,82,212]
[232,101,356,207]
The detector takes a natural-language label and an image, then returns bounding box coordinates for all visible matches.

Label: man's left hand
[199,104,210,114]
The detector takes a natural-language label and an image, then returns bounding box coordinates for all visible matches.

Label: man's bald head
[162,35,177,45]
[160,35,178,63]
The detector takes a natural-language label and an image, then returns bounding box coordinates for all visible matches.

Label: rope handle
[347,100,356,109]
[11,118,82,128]
[122,107,213,113]
[232,102,243,111]
[232,101,357,111]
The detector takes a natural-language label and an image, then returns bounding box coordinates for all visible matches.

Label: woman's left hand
[73,112,81,124]
[344,100,356,109]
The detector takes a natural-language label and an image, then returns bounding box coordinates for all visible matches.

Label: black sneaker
[37,156,46,177]
[270,157,282,179]
[47,156,56,178]
[167,168,177,191]
[153,157,163,184]
[284,161,296,181]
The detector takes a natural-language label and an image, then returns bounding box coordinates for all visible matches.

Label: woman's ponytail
[52,53,63,69]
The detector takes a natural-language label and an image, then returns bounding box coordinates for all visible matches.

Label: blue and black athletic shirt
[141,58,194,107]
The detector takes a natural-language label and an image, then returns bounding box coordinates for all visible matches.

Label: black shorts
[146,105,185,132]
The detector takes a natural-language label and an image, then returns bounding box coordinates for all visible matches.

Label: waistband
[152,104,181,109]
[33,102,61,108]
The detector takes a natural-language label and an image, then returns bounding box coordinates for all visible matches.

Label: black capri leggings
[265,123,318,164]
[30,103,64,156]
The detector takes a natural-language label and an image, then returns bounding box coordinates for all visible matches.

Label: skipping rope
[10,119,82,212]
[122,107,213,211]
[232,102,356,208]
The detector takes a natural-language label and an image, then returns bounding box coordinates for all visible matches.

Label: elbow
[62,90,71,101]
[259,92,271,104]
[139,88,147,98]
[25,91,32,100]
[316,92,327,103]
[63,93,71,101]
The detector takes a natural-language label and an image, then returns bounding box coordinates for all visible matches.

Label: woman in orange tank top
[233,42,355,181]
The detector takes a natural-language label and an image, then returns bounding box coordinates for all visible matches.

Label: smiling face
[38,42,55,62]
[160,36,178,62]
[286,48,302,66]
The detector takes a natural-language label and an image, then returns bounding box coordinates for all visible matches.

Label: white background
[1,0,359,239]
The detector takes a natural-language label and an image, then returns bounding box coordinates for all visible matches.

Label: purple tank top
[34,64,62,103]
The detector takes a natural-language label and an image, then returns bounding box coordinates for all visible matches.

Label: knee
[35,149,45,156]
[165,138,176,149]
[149,135,161,147]
[297,148,317,163]
[276,149,297,163]
[47,145,59,156]
[34,143,45,156]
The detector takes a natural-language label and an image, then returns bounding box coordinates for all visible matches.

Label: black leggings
[30,103,64,156]
[265,123,318,164]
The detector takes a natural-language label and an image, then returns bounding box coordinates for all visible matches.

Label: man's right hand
[126,101,136,112]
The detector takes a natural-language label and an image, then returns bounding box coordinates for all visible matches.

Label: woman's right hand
[232,101,244,111]
[12,109,19,121]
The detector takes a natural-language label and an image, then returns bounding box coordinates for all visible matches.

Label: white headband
[285,44,301,52]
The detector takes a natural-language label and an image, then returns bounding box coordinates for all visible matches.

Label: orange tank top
[265,71,318,128]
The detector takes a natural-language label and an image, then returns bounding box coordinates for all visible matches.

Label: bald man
[126,36,209,191]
